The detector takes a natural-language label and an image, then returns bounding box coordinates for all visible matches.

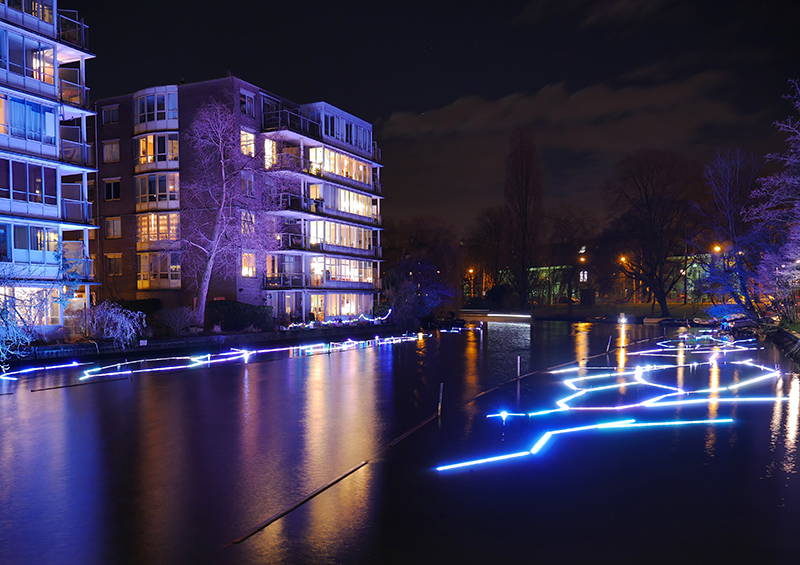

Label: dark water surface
[1,322,799,564]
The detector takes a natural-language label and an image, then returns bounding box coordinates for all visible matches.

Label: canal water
[1,321,799,564]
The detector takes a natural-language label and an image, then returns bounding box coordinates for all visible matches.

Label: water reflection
[704,350,720,457]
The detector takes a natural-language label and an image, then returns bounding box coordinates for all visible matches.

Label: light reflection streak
[785,376,799,473]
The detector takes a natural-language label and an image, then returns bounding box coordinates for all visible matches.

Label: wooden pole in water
[607,335,612,353]
[438,383,444,416]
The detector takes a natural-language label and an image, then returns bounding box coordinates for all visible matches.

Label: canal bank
[17,323,402,364]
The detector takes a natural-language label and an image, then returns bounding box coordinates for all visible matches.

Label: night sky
[72,0,800,233]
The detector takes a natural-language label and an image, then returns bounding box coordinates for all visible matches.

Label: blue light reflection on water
[2,322,800,563]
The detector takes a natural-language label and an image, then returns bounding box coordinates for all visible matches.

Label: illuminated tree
[695,148,764,318]
[180,100,281,326]
[748,80,800,322]
[503,128,544,310]
[603,149,701,317]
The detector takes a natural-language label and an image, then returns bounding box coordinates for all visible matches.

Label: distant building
[0,2,95,330]
[93,76,383,322]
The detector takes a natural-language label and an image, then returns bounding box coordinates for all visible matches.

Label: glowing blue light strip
[1,360,91,381]
[436,418,736,471]
[530,419,637,453]
[435,451,532,471]
[79,334,421,381]
[487,313,531,318]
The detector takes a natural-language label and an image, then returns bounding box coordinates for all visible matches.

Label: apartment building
[0,1,94,330]
[94,76,382,322]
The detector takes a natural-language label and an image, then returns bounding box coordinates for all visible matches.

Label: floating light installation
[440,331,787,472]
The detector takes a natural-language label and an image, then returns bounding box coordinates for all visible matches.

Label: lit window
[241,130,255,157]
[105,217,121,239]
[135,173,179,205]
[264,139,276,169]
[580,270,588,283]
[241,252,256,277]
[103,140,120,163]
[136,212,179,243]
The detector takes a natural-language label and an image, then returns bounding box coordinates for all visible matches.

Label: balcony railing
[57,11,88,49]
[277,193,323,214]
[270,153,380,195]
[62,257,93,279]
[60,139,93,166]
[263,109,321,139]
[372,141,381,163]
[62,199,92,223]
[276,233,306,251]
[262,273,309,289]
[59,76,89,108]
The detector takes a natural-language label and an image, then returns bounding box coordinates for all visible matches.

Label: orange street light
[713,245,722,253]
[620,256,626,263]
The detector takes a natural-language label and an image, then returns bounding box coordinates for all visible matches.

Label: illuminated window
[264,139,276,169]
[136,133,178,165]
[104,179,120,201]
[241,170,254,197]
[580,270,588,283]
[241,252,256,277]
[241,130,255,157]
[103,140,120,163]
[105,253,122,276]
[105,217,121,239]
[137,252,180,289]
[136,212,180,243]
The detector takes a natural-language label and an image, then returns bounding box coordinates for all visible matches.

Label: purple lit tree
[180,100,281,326]
[695,148,764,319]
[747,80,800,322]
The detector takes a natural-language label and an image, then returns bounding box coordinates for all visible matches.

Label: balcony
[263,109,321,140]
[372,142,382,163]
[277,193,323,215]
[270,153,380,195]
[59,68,90,108]
[276,233,306,251]
[62,256,94,279]
[262,273,309,289]
[57,11,88,50]
[61,199,92,223]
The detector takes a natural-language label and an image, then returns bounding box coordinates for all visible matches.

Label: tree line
[384,80,800,326]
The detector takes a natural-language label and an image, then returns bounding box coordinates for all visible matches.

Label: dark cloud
[380,71,770,232]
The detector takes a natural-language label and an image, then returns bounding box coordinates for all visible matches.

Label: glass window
[167,93,178,119]
[0,223,9,261]
[264,139,276,169]
[105,217,121,239]
[103,140,120,163]
[43,167,55,205]
[241,252,256,277]
[8,33,23,76]
[27,163,42,203]
[240,130,255,156]
[241,211,255,235]
[0,159,9,199]
[101,106,119,125]
[0,95,6,134]
[104,179,120,201]
[105,254,122,276]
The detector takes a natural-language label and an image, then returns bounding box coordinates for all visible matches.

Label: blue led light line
[436,418,733,471]
[1,360,91,381]
[79,334,420,381]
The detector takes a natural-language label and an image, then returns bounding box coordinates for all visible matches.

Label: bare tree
[695,148,764,319]
[180,100,281,325]
[464,205,507,292]
[504,128,544,310]
[603,149,702,317]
